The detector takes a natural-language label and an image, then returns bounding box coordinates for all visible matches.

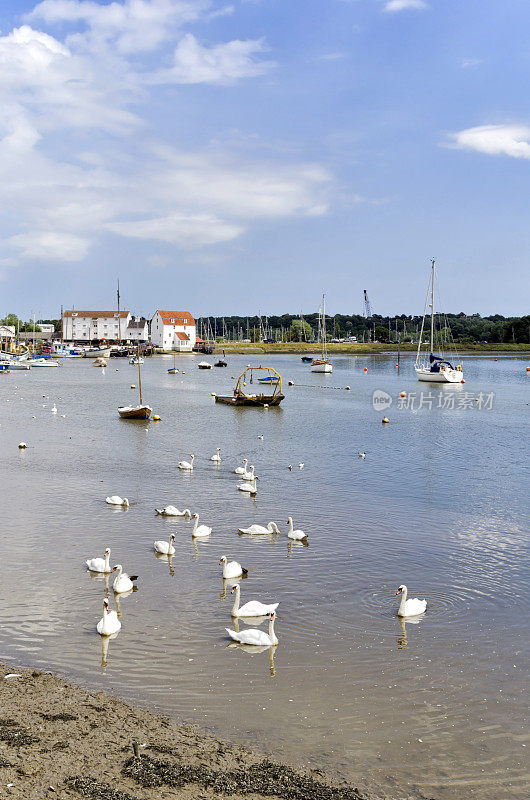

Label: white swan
[240,465,258,481]
[238,522,280,535]
[396,585,427,617]
[190,513,212,538]
[230,584,279,617]
[234,458,248,475]
[237,480,257,495]
[286,516,307,541]
[154,506,191,517]
[111,564,138,593]
[219,555,248,579]
[86,547,111,573]
[178,454,194,470]
[97,598,121,635]
[106,496,129,507]
[210,448,221,462]
[154,534,176,555]
[51,404,57,414]
[226,612,278,645]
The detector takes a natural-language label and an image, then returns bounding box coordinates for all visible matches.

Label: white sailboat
[415,259,464,384]
[118,345,152,419]
[311,294,332,373]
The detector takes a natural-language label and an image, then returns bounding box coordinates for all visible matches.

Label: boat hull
[31,359,59,367]
[85,347,111,358]
[415,367,464,384]
[215,393,284,407]
[118,405,152,419]
[7,362,31,370]
[311,360,333,373]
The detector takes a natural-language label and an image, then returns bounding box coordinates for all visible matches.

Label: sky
[1,0,530,320]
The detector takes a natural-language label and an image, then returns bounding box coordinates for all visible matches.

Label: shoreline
[0,661,385,800]
[156,344,530,356]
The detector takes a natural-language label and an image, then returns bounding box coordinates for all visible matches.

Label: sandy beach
[0,662,379,800]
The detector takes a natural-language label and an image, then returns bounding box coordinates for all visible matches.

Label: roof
[127,319,148,329]
[63,310,129,318]
[155,310,195,326]
[175,332,189,341]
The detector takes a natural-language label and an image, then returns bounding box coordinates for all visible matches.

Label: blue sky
[1,0,529,319]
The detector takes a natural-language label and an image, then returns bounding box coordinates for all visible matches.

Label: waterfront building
[62,310,131,342]
[150,310,196,351]
[125,316,149,343]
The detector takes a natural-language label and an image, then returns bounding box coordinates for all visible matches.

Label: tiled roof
[63,310,129,318]
[156,310,195,325]
[175,332,189,340]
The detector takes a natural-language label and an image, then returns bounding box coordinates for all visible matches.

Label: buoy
[345,385,350,390]
[288,380,294,386]
[382,417,389,424]
[115,369,119,372]
[494,358,498,362]
[526,366,530,372]
[461,379,465,383]
[131,384,135,389]
[475,398,479,401]
[264,404,269,408]
[153,415,161,421]
[364,367,368,372]
[400,391,406,398]
[395,363,399,367]
[18,442,27,449]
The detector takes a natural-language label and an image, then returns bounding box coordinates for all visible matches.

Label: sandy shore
[0,662,382,800]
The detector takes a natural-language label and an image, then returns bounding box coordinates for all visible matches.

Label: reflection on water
[0,354,528,800]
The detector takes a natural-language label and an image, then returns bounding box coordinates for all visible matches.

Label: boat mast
[137,343,142,405]
[430,258,435,353]
[322,293,327,359]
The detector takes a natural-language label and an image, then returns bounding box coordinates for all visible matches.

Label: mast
[430,259,435,353]
[322,293,327,359]
[117,279,121,343]
[137,343,142,405]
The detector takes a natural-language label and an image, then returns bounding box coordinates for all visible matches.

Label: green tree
[374,325,389,343]
[289,319,312,341]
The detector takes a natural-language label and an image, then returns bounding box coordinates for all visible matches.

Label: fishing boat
[198,361,212,369]
[415,260,464,384]
[215,366,284,406]
[311,294,332,373]
[118,346,152,419]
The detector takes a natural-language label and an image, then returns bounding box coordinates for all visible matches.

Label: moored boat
[31,358,59,367]
[215,366,284,406]
[311,294,332,373]
[84,346,111,358]
[93,357,107,367]
[198,361,212,369]
[118,344,151,419]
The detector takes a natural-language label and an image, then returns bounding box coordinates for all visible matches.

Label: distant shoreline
[161,343,530,356]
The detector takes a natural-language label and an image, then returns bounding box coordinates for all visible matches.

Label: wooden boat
[215,366,284,406]
[198,361,212,369]
[84,346,111,358]
[93,357,107,367]
[118,345,151,419]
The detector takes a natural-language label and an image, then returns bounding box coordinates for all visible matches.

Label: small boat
[257,376,279,383]
[214,360,227,367]
[6,360,31,370]
[118,345,151,419]
[168,352,179,374]
[215,366,284,406]
[93,357,107,367]
[311,294,332,373]
[415,260,464,384]
[31,358,59,367]
[129,356,144,365]
[84,347,111,358]
[0,363,10,373]
[198,361,212,369]
[301,356,313,362]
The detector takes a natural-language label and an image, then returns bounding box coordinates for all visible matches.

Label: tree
[289,319,312,341]
[374,325,389,343]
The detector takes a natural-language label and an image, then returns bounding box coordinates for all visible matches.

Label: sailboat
[118,345,152,418]
[311,294,332,373]
[168,351,179,374]
[415,259,464,384]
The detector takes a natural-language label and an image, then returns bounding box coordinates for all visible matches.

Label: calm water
[0,354,528,799]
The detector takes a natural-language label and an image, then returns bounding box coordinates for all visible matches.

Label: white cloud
[7,230,90,261]
[106,213,244,247]
[448,124,530,160]
[150,33,273,85]
[383,0,428,12]
[317,52,349,62]
[461,58,483,69]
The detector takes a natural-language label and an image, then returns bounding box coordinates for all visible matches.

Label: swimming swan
[191,513,212,538]
[111,564,138,593]
[239,465,258,481]
[97,598,121,636]
[86,547,111,573]
[178,454,194,470]
[234,458,248,475]
[395,585,427,617]
[230,584,279,617]
[219,555,248,579]
[106,496,129,506]
[237,480,257,495]
[286,516,307,541]
[154,534,176,555]
[226,612,278,646]
[154,506,191,517]
[211,448,221,462]
[238,522,280,535]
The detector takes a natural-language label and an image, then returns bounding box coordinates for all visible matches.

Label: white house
[125,316,149,342]
[62,310,131,342]
[150,310,196,351]
[37,323,55,334]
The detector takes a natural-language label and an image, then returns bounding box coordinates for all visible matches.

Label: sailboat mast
[430,259,435,353]
[137,344,142,405]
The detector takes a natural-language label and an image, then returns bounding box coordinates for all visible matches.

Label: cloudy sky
[1,0,529,319]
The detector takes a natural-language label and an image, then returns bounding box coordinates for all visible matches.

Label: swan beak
[395,589,402,595]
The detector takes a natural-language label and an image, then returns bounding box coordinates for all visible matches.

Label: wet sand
[0,662,382,800]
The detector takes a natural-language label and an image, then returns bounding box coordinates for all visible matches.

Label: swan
[178,454,194,470]
[286,516,307,541]
[234,458,248,475]
[240,465,258,481]
[238,522,280,535]
[190,513,212,538]
[154,506,191,517]
[106,496,129,507]
[230,584,279,617]
[237,480,257,495]
[219,555,248,579]
[51,404,57,414]
[226,612,278,646]
[86,547,111,573]
[111,564,138,593]
[154,534,176,555]
[210,448,221,462]
[396,585,427,617]
[97,598,121,636]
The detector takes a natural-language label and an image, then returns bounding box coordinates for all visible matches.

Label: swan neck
[231,584,240,614]
[192,515,198,533]
[269,616,277,643]
[288,518,293,532]
[104,552,110,571]
[399,587,408,615]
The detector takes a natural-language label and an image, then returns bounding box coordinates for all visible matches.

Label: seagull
[358,452,366,459]
[258,435,264,440]
[298,462,304,469]
[288,465,292,471]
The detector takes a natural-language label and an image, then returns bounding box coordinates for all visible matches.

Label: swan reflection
[396,613,424,649]
[227,643,277,676]
[220,576,244,599]
[154,550,175,577]
[100,631,119,668]
[114,587,134,617]
[88,571,110,593]
[287,539,309,558]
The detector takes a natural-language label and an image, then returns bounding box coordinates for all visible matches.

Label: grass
[213,342,530,355]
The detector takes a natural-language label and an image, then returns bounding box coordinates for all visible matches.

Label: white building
[150,310,196,351]
[62,310,131,342]
[125,316,149,342]
[37,323,55,334]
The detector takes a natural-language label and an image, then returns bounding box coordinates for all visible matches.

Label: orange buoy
[364,367,368,372]
[526,367,530,372]
[395,363,399,367]
[400,391,406,397]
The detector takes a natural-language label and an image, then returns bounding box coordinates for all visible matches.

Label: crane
[363,289,372,319]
